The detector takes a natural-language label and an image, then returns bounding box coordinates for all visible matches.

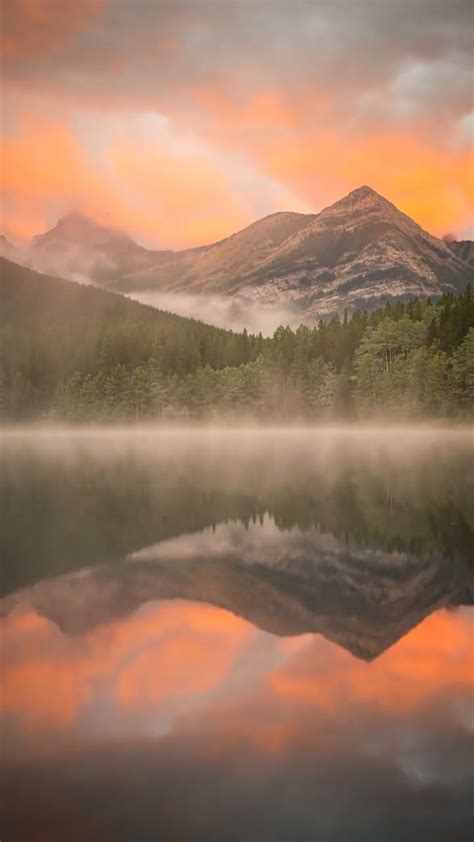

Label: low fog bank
[1,424,472,473]
[0,243,116,287]
[3,241,312,333]
[126,290,308,335]
[1,422,473,436]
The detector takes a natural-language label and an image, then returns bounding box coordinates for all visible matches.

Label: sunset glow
[1,1,473,246]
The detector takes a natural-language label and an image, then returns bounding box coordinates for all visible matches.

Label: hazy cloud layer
[1,1,473,245]
[127,290,306,334]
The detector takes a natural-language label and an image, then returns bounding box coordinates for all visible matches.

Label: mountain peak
[54,211,127,237]
[314,184,402,229]
[32,212,135,249]
[350,184,379,197]
[336,184,393,208]
[56,210,93,226]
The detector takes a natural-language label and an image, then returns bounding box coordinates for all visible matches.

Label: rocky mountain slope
[2,187,472,317]
[121,186,473,317]
[119,210,315,294]
[446,238,474,268]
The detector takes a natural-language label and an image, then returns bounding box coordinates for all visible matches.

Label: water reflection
[1,427,473,596]
[2,600,473,841]
[1,517,472,658]
[1,428,473,840]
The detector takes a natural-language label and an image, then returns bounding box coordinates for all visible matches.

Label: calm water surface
[1,427,473,841]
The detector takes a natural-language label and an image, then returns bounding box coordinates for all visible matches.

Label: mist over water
[1,426,473,841]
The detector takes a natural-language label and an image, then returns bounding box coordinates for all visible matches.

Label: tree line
[1,258,472,421]
[55,287,474,421]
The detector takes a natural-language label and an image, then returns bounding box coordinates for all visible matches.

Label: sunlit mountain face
[3,187,472,327]
[3,183,472,354]
[1,428,473,840]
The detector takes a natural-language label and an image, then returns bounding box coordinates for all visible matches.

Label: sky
[1,0,473,248]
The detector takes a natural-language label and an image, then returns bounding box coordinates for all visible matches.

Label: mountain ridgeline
[1,257,473,421]
[2,186,473,318]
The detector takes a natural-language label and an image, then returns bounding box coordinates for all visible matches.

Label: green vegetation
[1,257,473,421]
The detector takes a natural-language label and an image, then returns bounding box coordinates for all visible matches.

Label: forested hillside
[0,258,262,419]
[1,258,473,421]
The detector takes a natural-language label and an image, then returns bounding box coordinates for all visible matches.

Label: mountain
[445,238,474,268]
[115,185,473,316]
[24,209,313,291]
[27,212,170,283]
[15,187,473,319]
[1,538,471,661]
[116,210,315,293]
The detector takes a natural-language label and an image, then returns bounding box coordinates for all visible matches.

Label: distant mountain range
[2,185,472,318]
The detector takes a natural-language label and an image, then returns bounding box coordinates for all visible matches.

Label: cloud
[1,0,103,61]
[0,110,253,247]
[1,1,473,245]
[126,290,306,335]
[257,128,473,235]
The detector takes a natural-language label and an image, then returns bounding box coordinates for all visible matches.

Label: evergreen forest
[1,257,473,422]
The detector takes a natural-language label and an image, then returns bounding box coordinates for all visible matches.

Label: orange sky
[1,1,473,246]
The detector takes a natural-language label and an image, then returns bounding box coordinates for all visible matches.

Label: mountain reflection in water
[0,428,473,841]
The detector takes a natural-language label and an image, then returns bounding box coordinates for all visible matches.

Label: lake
[1,427,473,841]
